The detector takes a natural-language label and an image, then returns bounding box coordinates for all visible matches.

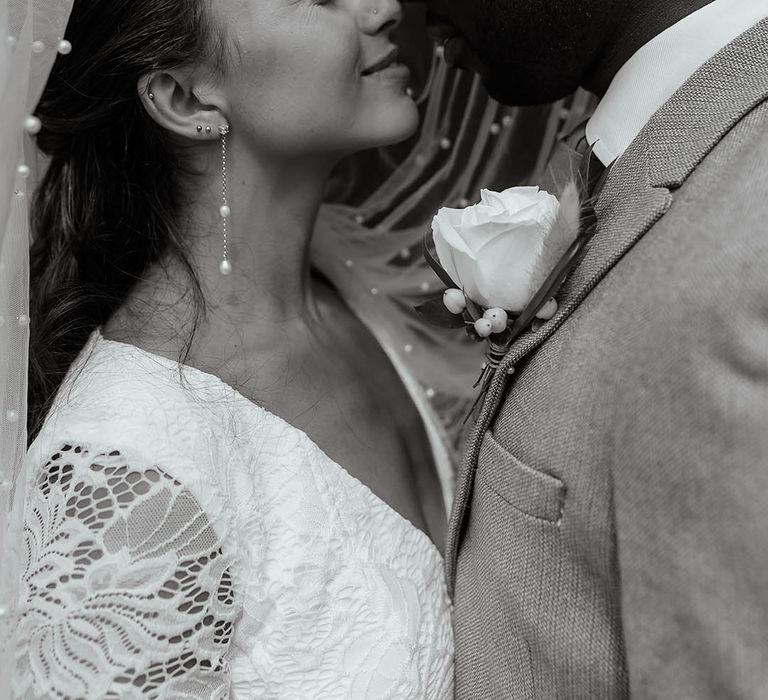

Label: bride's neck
[108,143,337,354]
[187,144,334,324]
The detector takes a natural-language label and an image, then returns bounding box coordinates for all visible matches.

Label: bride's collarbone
[225,324,444,546]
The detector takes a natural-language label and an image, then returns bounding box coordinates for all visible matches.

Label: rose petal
[434,206,465,227]
[478,189,496,206]
[432,213,473,257]
[432,206,468,235]
[460,220,526,256]
[485,203,540,225]
[471,227,544,311]
[433,217,476,287]
[490,187,538,209]
[461,205,482,226]
[448,247,489,306]
[471,220,543,259]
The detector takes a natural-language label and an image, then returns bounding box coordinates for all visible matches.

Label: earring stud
[372,7,379,13]
[196,124,203,133]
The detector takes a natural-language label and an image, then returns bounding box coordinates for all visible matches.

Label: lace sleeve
[14,442,239,699]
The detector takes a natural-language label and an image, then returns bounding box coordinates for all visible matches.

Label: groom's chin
[482,69,582,107]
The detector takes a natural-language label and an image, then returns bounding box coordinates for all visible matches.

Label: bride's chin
[326,96,418,155]
[371,99,420,146]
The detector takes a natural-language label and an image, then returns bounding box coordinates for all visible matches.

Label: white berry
[443,289,466,314]
[536,299,558,320]
[483,307,508,333]
[474,318,493,338]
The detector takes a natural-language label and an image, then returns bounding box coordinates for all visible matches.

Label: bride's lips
[362,47,401,75]
[361,46,410,83]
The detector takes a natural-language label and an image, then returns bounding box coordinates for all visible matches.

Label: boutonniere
[417,183,595,419]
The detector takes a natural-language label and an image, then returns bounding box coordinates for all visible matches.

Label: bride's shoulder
[32,331,240,493]
[31,330,310,502]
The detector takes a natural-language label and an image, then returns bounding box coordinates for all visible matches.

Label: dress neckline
[92,330,445,561]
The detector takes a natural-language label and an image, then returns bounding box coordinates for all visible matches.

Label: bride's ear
[138,70,228,140]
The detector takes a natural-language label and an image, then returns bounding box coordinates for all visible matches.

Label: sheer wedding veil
[0,0,73,692]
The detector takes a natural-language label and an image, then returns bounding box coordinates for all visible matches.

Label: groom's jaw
[423,0,621,105]
[472,0,623,104]
[466,0,719,105]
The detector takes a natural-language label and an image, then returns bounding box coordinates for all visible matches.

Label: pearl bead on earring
[24,116,41,134]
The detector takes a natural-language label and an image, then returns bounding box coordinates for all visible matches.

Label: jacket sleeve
[617,198,768,698]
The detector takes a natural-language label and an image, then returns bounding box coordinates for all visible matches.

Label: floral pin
[417,182,594,418]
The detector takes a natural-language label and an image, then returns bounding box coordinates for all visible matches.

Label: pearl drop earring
[218,124,232,275]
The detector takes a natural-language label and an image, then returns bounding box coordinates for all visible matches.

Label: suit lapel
[447,17,768,587]
[445,134,672,587]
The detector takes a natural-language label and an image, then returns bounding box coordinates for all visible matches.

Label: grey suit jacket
[449,20,768,699]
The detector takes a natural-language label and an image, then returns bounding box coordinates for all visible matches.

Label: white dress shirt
[586,0,768,166]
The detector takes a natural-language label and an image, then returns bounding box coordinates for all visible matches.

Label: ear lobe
[137,70,227,140]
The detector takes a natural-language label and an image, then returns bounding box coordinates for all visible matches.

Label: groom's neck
[583,0,716,97]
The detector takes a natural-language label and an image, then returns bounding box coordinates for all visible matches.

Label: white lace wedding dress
[13,330,454,699]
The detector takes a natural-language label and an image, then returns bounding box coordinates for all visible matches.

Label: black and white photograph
[0,0,766,697]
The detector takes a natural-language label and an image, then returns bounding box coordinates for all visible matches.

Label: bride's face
[212,0,417,157]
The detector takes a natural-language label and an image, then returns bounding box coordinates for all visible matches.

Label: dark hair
[28,0,227,440]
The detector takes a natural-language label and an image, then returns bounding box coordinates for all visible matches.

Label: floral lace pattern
[15,444,238,699]
[14,332,453,699]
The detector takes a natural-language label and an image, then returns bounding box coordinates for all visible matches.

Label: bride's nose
[358,0,403,34]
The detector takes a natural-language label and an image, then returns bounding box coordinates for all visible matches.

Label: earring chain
[219,125,232,275]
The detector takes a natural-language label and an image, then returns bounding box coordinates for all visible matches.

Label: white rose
[431,186,565,312]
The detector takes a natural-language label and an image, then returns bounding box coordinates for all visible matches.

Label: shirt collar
[586,0,768,166]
